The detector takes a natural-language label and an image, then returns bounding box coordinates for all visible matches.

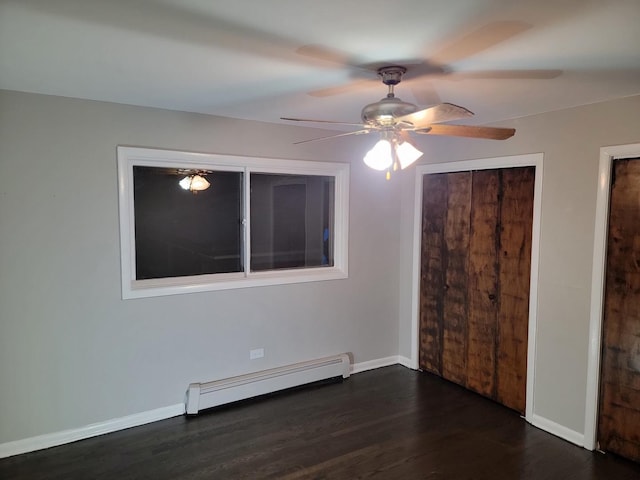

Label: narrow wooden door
[598,157,640,463]
[419,167,534,413]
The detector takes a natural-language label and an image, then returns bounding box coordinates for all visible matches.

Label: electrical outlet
[250,348,264,360]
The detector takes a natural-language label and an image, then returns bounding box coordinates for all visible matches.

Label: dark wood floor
[2,366,639,479]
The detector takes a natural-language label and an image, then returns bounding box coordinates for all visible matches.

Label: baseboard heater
[185,353,351,415]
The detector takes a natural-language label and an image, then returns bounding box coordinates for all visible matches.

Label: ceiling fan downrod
[378,66,406,98]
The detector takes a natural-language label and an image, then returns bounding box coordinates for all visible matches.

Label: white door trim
[409,153,544,423]
[583,142,640,451]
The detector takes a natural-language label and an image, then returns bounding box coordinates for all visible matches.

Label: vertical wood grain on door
[419,167,534,414]
[598,158,640,463]
[419,174,448,375]
[441,173,472,386]
[467,171,500,398]
[496,169,533,411]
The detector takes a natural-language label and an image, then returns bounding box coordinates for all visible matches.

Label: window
[250,173,335,271]
[117,147,349,298]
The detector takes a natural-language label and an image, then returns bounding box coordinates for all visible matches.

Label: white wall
[397,94,640,436]
[0,90,402,444]
[3,88,639,448]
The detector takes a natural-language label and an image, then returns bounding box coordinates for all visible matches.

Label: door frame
[584,142,640,451]
[409,153,543,423]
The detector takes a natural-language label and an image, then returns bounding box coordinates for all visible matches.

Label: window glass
[250,173,334,271]
[133,166,243,279]
[117,147,349,298]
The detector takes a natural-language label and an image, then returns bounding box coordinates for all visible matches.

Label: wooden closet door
[598,158,640,463]
[467,170,500,398]
[419,167,534,414]
[496,168,534,411]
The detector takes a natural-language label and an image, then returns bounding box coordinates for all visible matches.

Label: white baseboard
[351,355,414,374]
[2,356,415,459]
[0,403,185,459]
[396,355,415,369]
[530,414,585,447]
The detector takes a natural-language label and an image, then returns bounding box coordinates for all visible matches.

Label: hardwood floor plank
[2,366,639,479]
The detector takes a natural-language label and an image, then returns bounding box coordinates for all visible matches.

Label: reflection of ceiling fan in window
[281,21,561,177]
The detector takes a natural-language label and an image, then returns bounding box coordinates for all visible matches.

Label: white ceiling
[1,0,639,132]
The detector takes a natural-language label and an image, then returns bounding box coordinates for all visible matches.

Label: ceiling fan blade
[397,103,473,129]
[298,46,424,71]
[296,44,356,66]
[448,69,563,80]
[297,44,375,97]
[417,124,515,140]
[398,130,414,143]
[281,117,364,127]
[298,46,439,97]
[408,79,442,106]
[293,129,370,145]
[307,79,379,97]
[430,21,531,65]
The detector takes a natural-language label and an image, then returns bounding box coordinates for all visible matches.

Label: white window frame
[117,146,349,299]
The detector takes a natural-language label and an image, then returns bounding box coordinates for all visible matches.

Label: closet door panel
[467,170,500,397]
[441,172,472,386]
[419,174,448,375]
[495,167,534,413]
[598,158,640,463]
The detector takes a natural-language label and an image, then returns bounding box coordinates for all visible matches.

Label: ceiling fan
[281,65,515,176]
[280,21,564,177]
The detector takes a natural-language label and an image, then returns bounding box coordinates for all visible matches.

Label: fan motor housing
[361,96,418,126]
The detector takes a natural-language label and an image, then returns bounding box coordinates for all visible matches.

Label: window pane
[133,166,243,279]
[250,173,334,271]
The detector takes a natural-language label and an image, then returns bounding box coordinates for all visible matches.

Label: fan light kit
[282,66,516,179]
[363,130,423,173]
[179,174,210,193]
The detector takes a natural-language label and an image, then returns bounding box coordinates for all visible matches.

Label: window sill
[124,266,348,299]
